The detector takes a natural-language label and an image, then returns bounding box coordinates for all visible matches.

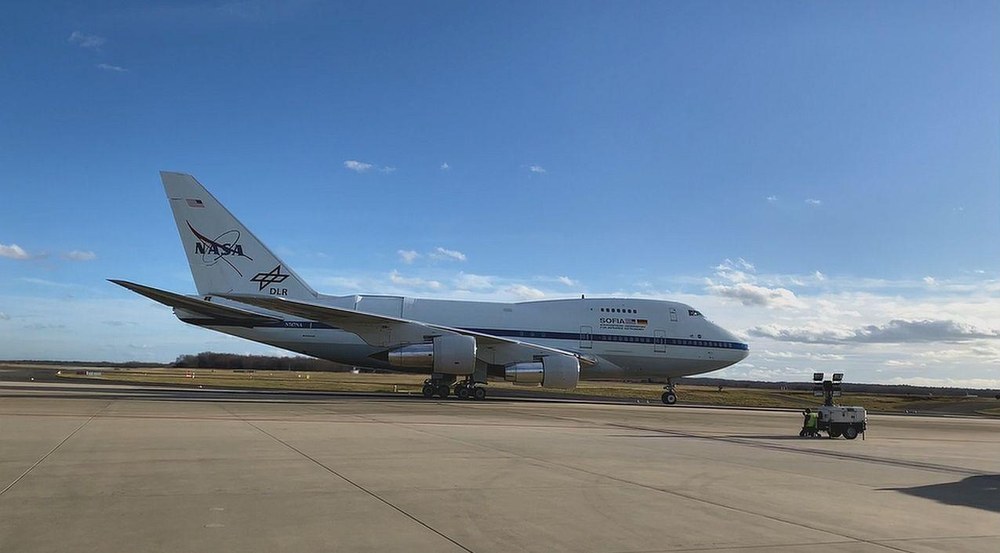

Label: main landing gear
[454,380,487,401]
[421,375,487,401]
[661,380,678,405]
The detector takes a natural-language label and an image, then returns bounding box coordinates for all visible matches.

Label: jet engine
[386,334,477,375]
[504,355,580,389]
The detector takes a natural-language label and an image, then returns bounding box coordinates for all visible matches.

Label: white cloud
[748,319,1000,345]
[813,270,826,282]
[923,276,936,286]
[705,258,801,308]
[68,31,106,49]
[397,250,420,264]
[528,165,547,174]
[713,258,755,283]
[343,160,374,173]
[64,250,97,261]
[557,276,577,287]
[708,282,802,308]
[0,243,30,260]
[20,277,76,288]
[0,312,10,321]
[318,276,365,291]
[886,377,1000,389]
[506,284,546,300]
[344,160,395,174]
[805,198,822,206]
[440,162,450,170]
[766,195,778,203]
[430,247,466,262]
[389,270,442,290]
[96,63,127,72]
[759,350,845,361]
[454,272,493,290]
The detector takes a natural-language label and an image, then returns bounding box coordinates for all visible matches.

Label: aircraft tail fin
[161,171,318,300]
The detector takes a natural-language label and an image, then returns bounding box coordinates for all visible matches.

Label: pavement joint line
[219,406,476,553]
[605,538,860,552]
[431,403,918,553]
[602,422,990,477]
[497,406,990,478]
[0,400,111,497]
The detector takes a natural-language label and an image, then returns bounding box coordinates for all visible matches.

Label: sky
[2,1,999,388]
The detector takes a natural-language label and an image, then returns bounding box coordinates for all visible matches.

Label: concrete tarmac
[1,383,998,552]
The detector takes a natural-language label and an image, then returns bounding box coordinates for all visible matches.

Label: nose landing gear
[661,380,678,405]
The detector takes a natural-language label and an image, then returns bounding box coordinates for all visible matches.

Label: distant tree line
[1,359,169,368]
[676,377,999,397]
[172,352,354,372]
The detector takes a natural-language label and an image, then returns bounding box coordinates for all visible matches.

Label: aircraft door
[579,325,593,349]
[654,329,666,353]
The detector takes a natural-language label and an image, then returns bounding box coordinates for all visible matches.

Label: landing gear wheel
[437,384,451,399]
[473,387,487,401]
[456,386,471,400]
[843,426,859,440]
[421,384,435,398]
[661,391,677,405]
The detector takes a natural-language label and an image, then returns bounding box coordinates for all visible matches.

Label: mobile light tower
[811,372,867,440]
[813,372,843,406]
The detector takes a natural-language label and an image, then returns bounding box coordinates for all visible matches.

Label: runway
[1,383,998,552]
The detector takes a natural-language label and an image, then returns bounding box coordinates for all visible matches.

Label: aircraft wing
[222,294,594,367]
[110,280,283,326]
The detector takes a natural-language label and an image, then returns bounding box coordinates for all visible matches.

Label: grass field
[47,367,1000,416]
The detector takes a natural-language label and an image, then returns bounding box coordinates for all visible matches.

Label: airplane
[112,172,749,404]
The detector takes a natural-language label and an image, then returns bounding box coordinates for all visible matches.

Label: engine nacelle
[386,334,477,375]
[504,355,580,389]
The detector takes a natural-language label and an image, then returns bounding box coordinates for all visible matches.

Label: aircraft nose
[712,323,749,360]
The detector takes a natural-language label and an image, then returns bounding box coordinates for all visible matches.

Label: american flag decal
[186,198,204,208]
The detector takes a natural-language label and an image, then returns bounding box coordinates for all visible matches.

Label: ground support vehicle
[817,405,867,439]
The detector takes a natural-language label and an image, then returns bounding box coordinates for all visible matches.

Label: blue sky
[2,1,999,387]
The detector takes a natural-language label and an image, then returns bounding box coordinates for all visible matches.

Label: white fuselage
[180,294,749,380]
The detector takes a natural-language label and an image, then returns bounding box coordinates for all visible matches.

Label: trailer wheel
[843,426,859,440]
[829,429,842,438]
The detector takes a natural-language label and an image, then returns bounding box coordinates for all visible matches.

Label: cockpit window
[688,309,702,317]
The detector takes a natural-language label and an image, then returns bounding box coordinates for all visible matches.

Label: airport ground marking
[0,400,111,496]
[219,405,476,553]
[427,402,922,553]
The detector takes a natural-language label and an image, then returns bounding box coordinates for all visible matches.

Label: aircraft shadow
[720,434,838,441]
[607,434,836,441]
[884,475,1000,513]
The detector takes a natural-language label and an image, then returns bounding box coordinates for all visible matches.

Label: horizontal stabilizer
[110,280,283,325]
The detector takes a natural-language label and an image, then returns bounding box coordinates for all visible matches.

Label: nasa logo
[187,221,253,276]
